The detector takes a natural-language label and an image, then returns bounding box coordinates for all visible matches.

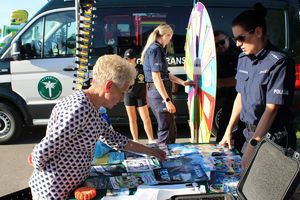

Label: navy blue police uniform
[143,42,177,145]
[124,64,147,107]
[235,41,296,149]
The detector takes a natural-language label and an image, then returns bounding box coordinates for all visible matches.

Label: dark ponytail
[232,2,267,34]
[253,2,267,19]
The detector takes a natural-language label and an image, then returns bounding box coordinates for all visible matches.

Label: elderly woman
[29,55,166,200]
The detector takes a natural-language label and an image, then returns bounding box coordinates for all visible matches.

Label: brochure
[123,159,152,172]
[210,155,242,173]
[209,171,241,195]
[168,143,200,156]
[92,164,126,175]
[159,156,208,183]
[92,151,125,165]
[109,172,158,189]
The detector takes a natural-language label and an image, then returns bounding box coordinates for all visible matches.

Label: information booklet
[92,164,126,176]
[109,172,158,189]
[209,170,241,196]
[123,157,161,172]
[92,151,125,165]
[155,156,208,183]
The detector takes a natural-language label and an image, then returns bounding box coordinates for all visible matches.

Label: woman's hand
[183,80,195,87]
[219,129,233,149]
[166,101,176,113]
[125,140,166,161]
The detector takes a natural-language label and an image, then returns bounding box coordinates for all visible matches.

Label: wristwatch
[249,138,258,147]
[165,97,171,103]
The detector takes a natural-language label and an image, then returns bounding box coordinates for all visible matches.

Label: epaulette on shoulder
[268,50,285,63]
[238,52,246,59]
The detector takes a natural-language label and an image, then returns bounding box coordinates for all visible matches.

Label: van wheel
[0,103,23,144]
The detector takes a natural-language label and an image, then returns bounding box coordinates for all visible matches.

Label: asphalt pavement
[0,127,45,196]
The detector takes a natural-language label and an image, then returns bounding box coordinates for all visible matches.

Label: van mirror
[11,40,22,61]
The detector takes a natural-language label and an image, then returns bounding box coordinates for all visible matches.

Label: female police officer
[219,3,296,168]
[141,24,191,145]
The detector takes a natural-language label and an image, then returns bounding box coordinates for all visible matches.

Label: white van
[0,0,299,143]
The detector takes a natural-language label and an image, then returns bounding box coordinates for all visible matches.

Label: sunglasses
[215,39,226,47]
[232,29,254,43]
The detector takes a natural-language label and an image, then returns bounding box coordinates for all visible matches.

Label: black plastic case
[170,192,234,200]
[236,134,300,200]
[170,134,300,200]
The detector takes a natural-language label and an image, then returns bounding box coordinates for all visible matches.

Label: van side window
[21,19,44,58]
[102,15,131,54]
[44,12,76,57]
[20,11,75,59]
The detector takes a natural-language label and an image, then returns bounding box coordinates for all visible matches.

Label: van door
[10,10,76,124]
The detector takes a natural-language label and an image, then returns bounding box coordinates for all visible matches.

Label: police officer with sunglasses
[219,3,296,169]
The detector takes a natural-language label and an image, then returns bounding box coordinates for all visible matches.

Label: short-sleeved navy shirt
[235,42,295,125]
[143,42,169,82]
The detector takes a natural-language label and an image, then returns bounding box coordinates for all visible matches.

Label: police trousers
[147,81,177,145]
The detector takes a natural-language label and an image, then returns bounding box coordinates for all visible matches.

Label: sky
[0,0,48,32]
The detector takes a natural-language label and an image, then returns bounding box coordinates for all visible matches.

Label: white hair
[92,54,137,88]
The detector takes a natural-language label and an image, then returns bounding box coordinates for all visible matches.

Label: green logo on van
[38,76,62,100]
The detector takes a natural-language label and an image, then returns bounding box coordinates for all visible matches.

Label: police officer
[219,3,296,168]
[141,24,191,145]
